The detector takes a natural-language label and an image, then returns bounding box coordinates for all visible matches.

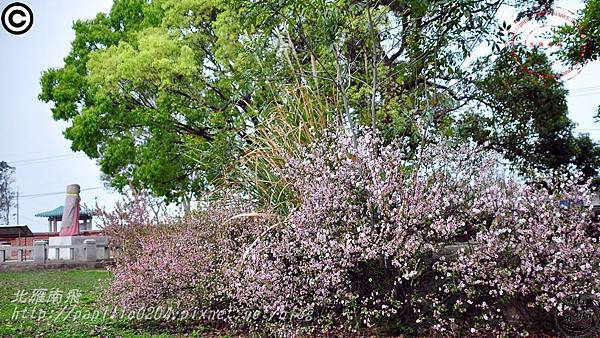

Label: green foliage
[555,0,600,63]
[0,161,16,224]
[0,269,237,337]
[0,269,120,337]
[556,1,600,168]
[39,0,600,204]
[461,48,583,174]
[457,46,600,177]
[40,0,240,202]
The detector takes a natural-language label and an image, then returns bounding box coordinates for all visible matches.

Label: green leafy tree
[555,0,600,150]
[555,0,600,64]
[40,0,600,203]
[0,162,16,224]
[40,0,243,202]
[459,47,600,177]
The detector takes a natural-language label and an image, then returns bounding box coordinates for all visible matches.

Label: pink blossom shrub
[102,129,600,336]
[101,194,268,315]
[226,131,509,331]
[432,173,600,335]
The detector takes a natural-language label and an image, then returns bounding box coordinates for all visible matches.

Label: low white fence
[0,236,111,265]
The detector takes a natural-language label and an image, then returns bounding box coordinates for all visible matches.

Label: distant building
[35,205,94,233]
[0,205,101,255]
[0,185,110,264]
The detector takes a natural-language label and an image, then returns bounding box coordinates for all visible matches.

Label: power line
[19,215,45,226]
[5,153,80,164]
[569,85,600,92]
[1,148,78,160]
[6,156,87,168]
[570,90,600,97]
[20,187,104,199]
[11,156,87,168]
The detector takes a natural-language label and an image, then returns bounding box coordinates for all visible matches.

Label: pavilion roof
[35,206,93,218]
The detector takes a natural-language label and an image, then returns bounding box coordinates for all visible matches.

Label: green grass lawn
[0,269,213,338]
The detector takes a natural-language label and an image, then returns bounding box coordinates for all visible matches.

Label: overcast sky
[0,0,599,232]
[0,0,114,232]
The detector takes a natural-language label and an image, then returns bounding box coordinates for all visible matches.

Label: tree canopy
[40,0,600,203]
[0,162,16,224]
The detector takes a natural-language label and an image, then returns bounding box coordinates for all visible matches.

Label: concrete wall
[0,231,104,259]
[0,236,111,267]
[47,236,109,261]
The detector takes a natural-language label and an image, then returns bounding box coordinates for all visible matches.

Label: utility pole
[16,186,19,224]
[3,181,8,224]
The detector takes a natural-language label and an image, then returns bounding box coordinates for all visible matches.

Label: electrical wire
[570,90,600,97]
[569,85,600,92]
[5,153,81,165]
[19,187,104,199]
